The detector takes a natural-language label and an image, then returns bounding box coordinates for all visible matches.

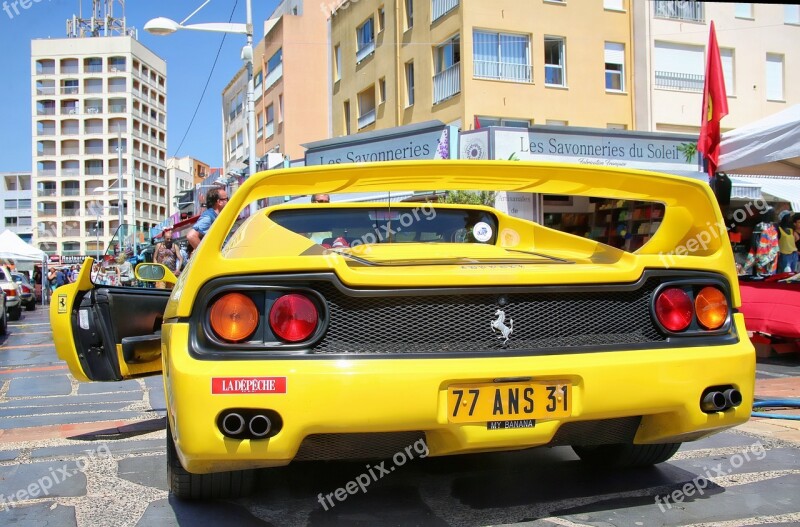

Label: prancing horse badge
[491,309,513,344]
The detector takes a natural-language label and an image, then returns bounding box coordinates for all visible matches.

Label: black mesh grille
[549,417,642,446]
[309,278,665,354]
[294,432,426,461]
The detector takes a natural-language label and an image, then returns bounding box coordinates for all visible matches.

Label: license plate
[447,381,572,424]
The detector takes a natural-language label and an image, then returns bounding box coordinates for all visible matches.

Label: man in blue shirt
[187,187,228,250]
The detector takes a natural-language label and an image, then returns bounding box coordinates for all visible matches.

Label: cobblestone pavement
[0,306,798,526]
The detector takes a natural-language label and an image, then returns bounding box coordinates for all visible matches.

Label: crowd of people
[742,208,800,276]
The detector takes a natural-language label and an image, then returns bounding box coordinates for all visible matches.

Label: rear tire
[572,442,681,468]
[167,421,255,500]
[0,306,7,335]
[8,306,21,321]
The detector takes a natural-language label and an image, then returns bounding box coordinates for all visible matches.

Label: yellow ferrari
[50,161,754,500]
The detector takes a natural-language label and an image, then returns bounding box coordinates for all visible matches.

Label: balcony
[37,66,56,75]
[653,0,704,22]
[61,86,79,95]
[85,64,103,73]
[37,148,56,157]
[357,109,376,129]
[474,61,532,83]
[62,227,82,236]
[85,146,105,155]
[61,147,80,156]
[356,41,375,64]
[85,167,105,176]
[36,87,56,96]
[62,188,81,196]
[38,128,56,136]
[37,108,56,116]
[37,189,57,197]
[62,210,82,217]
[62,106,81,116]
[433,62,461,104]
[61,168,80,177]
[265,63,283,91]
[38,169,56,177]
[61,126,80,136]
[654,70,704,92]
[109,104,127,113]
[85,125,104,134]
[85,106,102,115]
[432,0,458,22]
[38,210,57,218]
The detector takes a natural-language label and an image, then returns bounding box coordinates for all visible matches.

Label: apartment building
[1,173,33,243]
[31,35,168,257]
[633,1,800,133]
[222,0,329,175]
[330,0,634,136]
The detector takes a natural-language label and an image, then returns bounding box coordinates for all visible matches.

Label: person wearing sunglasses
[187,187,228,250]
[311,193,330,204]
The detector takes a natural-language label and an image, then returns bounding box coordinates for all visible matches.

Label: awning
[729,175,800,211]
[729,177,763,201]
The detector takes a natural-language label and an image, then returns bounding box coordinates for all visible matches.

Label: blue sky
[0,0,280,172]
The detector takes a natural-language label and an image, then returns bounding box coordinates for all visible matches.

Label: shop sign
[491,128,699,172]
[304,121,447,165]
[61,255,89,265]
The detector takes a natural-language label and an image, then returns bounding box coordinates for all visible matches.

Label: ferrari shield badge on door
[491,309,513,344]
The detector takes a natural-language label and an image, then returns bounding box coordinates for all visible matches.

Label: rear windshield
[269,207,499,246]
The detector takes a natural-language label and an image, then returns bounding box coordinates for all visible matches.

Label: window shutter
[604,42,624,66]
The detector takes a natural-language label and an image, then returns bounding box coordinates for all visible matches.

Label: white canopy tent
[0,229,49,305]
[718,104,800,177]
[0,229,47,262]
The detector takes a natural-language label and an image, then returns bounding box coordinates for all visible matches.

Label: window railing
[264,63,283,90]
[85,146,105,155]
[61,127,80,135]
[357,108,376,129]
[61,168,80,176]
[432,0,458,22]
[84,125,104,134]
[474,60,532,83]
[62,189,81,196]
[36,87,56,95]
[61,86,79,95]
[38,108,56,115]
[62,210,82,217]
[356,41,375,63]
[433,62,461,104]
[109,104,127,113]
[38,169,56,177]
[85,64,103,73]
[653,0,704,22]
[38,129,56,136]
[61,147,81,155]
[60,65,79,74]
[84,167,104,176]
[37,66,56,75]
[654,70,704,92]
[38,148,56,156]
[85,106,102,114]
[37,189,56,197]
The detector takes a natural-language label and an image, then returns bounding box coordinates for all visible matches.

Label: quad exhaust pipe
[700,387,742,413]
[218,410,281,439]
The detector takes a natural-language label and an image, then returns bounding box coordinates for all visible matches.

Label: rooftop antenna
[67,0,136,39]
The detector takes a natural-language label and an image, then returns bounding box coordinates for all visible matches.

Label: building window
[604,42,625,92]
[405,61,415,106]
[377,6,385,32]
[334,44,342,81]
[475,117,531,128]
[405,0,414,30]
[267,49,283,73]
[378,77,386,104]
[544,36,566,86]
[356,18,375,63]
[766,53,784,101]
[344,100,351,135]
[546,120,568,126]
[434,35,461,103]
[279,94,284,123]
[266,105,275,137]
[653,1,704,22]
[257,112,264,138]
[654,41,704,92]
[357,86,376,129]
[254,70,263,89]
[432,0,459,22]
[604,0,623,11]
[473,30,531,83]
[735,3,753,19]
[785,5,800,24]
[720,48,735,96]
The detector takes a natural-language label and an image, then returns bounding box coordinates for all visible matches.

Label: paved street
[1,305,798,526]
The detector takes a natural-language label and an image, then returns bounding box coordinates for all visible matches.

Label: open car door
[50,225,172,382]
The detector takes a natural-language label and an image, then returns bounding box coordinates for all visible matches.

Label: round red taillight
[269,294,318,342]
[695,286,728,330]
[655,287,694,332]
[209,293,259,342]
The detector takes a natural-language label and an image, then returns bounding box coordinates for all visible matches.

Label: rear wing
[174,160,738,311]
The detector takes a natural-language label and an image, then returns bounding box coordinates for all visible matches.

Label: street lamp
[145,1,257,212]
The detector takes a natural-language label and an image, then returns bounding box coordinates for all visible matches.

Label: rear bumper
[163,314,755,474]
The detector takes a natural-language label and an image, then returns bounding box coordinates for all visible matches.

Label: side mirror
[134,263,177,284]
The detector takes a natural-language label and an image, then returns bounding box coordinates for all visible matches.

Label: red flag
[474,116,481,130]
[697,21,729,176]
